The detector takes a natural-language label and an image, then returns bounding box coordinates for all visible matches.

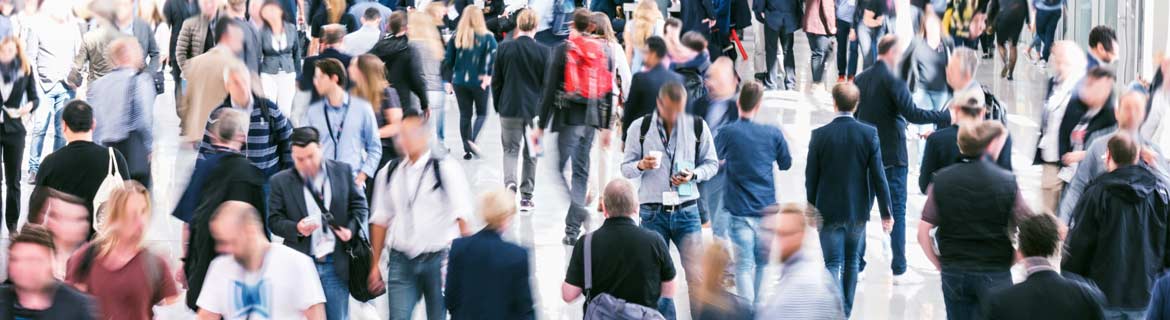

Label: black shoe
[1006,74,1014,81]
[506,183,518,194]
[563,234,579,246]
[463,152,473,160]
[520,198,535,211]
[982,53,993,59]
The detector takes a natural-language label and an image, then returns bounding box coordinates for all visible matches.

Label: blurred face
[199,0,219,16]
[705,66,735,99]
[313,68,338,95]
[112,193,150,242]
[945,59,970,89]
[397,119,430,157]
[1079,77,1114,109]
[43,199,91,247]
[292,143,323,178]
[776,214,805,262]
[0,42,16,63]
[1116,95,1147,130]
[656,96,684,125]
[222,25,244,53]
[1093,42,1119,63]
[211,217,252,263]
[116,0,134,23]
[8,243,54,291]
[348,62,365,86]
[260,4,283,24]
[642,49,661,68]
[225,71,250,101]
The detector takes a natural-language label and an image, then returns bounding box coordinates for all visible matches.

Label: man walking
[87,38,155,188]
[622,36,683,138]
[854,35,949,284]
[268,127,367,320]
[301,58,382,190]
[715,81,791,304]
[806,83,893,317]
[689,57,738,236]
[492,9,547,210]
[622,82,719,316]
[199,64,294,178]
[752,0,802,90]
[757,204,846,319]
[25,1,81,180]
[1049,67,1119,221]
[179,18,250,143]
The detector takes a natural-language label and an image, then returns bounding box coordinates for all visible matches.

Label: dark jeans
[387,250,447,320]
[109,131,151,188]
[763,26,797,90]
[886,165,908,274]
[940,269,1012,320]
[1,132,22,232]
[1035,9,1062,61]
[836,19,860,78]
[453,85,489,153]
[639,203,702,317]
[807,33,834,83]
[953,36,978,49]
[819,221,866,317]
[500,117,536,198]
[558,126,595,238]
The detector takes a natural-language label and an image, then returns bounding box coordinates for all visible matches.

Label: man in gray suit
[267,127,368,320]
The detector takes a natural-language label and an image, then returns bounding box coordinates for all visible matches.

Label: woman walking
[442,5,498,160]
[349,54,405,192]
[0,36,38,232]
[258,0,301,115]
[409,8,449,145]
[625,0,665,73]
[990,0,1030,80]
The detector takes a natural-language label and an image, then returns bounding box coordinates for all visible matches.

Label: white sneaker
[893,271,926,286]
[857,269,867,281]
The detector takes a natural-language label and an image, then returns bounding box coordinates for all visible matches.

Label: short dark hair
[291,127,321,147]
[1086,66,1117,81]
[28,187,87,225]
[832,83,860,112]
[10,224,55,253]
[1088,25,1117,52]
[62,100,94,133]
[877,35,899,55]
[681,31,707,52]
[738,81,764,113]
[363,7,382,21]
[572,8,592,32]
[1018,214,1060,257]
[645,36,667,59]
[315,58,348,87]
[213,17,240,43]
[957,121,1006,156]
[1108,131,1140,166]
[321,24,346,44]
[665,17,681,29]
[658,81,686,104]
[387,11,407,34]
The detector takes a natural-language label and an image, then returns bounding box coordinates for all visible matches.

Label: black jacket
[370,34,431,111]
[854,60,951,167]
[0,283,97,320]
[492,36,548,120]
[807,116,893,224]
[268,160,367,282]
[682,0,717,34]
[34,141,129,217]
[919,125,1014,193]
[983,270,1106,320]
[446,229,535,320]
[0,69,39,134]
[619,63,683,139]
[1063,165,1170,309]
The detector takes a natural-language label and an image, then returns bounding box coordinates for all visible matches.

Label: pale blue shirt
[301,93,382,178]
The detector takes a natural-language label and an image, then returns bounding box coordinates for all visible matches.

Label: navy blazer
[621,64,683,141]
[806,116,893,224]
[446,229,535,320]
[854,60,951,167]
[688,95,740,131]
[752,0,803,32]
[682,0,717,34]
[920,125,1014,193]
[983,270,1106,320]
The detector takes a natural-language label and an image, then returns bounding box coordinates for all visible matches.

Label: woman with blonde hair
[409,8,450,143]
[442,5,498,160]
[625,0,665,73]
[65,181,180,320]
[0,36,37,232]
[694,242,753,319]
[349,54,404,186]
[445,188,534,319]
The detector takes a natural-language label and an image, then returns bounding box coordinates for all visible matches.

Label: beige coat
[179,46,254,141]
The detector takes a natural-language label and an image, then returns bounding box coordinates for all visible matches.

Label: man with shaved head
[1059,90,1168,222]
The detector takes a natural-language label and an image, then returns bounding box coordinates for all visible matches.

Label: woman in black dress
[0,36,38,232]
[990,0,1030,80]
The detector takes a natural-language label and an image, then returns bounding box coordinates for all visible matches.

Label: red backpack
[561,35,613,108]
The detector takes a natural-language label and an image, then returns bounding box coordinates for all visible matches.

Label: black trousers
[109,131,151,188]
[453,85,489,153]
[1,131,22,232]
[763,26,797,90]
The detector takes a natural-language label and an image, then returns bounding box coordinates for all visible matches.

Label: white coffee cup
[647,151,663,169]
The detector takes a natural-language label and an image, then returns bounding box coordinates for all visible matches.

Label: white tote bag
[92,147,124,232]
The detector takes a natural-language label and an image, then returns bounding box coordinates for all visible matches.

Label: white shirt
[197,244,326,320]
[1141,89,1168,142]
[370,151,473,258]
[343,26,381,56]
[302,165,336,259]
[1040,78,1079,162]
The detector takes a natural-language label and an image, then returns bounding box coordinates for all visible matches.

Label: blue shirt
[716,118,792,217]
[300,93,383,177]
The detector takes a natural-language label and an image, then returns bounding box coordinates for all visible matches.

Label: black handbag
[302,175,386,302]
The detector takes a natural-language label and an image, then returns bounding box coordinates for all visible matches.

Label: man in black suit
[268,127,368,320]
[752,0,802,90]
[854,35,949,284]
[806,83,892,317]
[492,9,547,210]
[983,214,1106,320]
[621,36,683,141]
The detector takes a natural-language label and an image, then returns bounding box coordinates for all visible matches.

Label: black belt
[642,200,698,213]
[315,253,333,263]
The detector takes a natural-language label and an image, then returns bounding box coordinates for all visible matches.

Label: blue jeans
[857,23,886,70]
[699,172,728,238]
[1102,308,1146,320]
[315,255,350,320]
[560,126,595,238]
[387,250,446,320]
[429,90,447,142]
[729,215,769,304]
[913,89,951,166]
[940,269,1011,320]
[819,221,866,317]
[1035,9,1062,61]
[639,203,702,316]
[886,166,908,275]
[836,19,860,78]
[28,82,73,174]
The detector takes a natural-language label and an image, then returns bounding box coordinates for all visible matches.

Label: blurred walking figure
[30,189,91,279]
[25,0,81,181]
[757,204,846,319]
[372,12,432,123]
[349,54,407,190]
[988,0,1028,80]
[492,8,546,209]
[198,63,294,178]
[1034,41,1087,215]
[0,225,98,319]
[179,18,250,143]
[88,38,155,188]
[445,189,535,319]
[66,182,180,320]
[33,101,130,229]
[406,10,447,142]
[443,5,498,160]
[258,0,301,115]
[0,36,36,232]
[692,242,753,320]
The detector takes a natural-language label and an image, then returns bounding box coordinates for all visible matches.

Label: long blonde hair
[408,9,445,60]
[351,54,388,115]
[454,5,489,49]
[94,181,151,257]
[325,0,345,24]
[625,0,662,52]
[694,242,734,313]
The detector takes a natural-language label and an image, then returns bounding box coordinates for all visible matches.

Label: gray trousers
[500,117,537,198]
[557,125,595,237]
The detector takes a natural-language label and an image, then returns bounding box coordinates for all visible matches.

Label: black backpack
[982,85,1008,125]
[675,68,709,108]
[638,115,706,161]
[381,156,445,191]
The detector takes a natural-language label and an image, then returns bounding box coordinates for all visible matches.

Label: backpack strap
[638,115,652,148]
[429,158,443,190]
[583,232,593,299]
[693,116,704,163]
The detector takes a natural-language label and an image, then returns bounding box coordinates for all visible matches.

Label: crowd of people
[0,0,1164,319]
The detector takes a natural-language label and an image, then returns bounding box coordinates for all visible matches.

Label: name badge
[662,191,681,206]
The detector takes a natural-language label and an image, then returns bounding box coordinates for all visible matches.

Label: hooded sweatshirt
[1063,164,1170,309]
[370,34,431,112]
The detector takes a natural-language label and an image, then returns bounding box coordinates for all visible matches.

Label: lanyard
[322,97,350,160]
[656,115,680,190]
[298,166,333,227]
[402,161,433,212]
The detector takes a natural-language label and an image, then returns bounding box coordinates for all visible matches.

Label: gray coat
[259,22,301,75]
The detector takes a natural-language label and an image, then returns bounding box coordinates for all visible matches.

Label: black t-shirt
[864,0,890,17]
[35,141,130,213]
[565,217,676,309]
[373,87,415,158]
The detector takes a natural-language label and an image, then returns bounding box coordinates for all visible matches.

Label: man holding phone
[621,81,719,317]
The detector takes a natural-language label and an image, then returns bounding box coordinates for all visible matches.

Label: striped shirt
[198,96,293,177]
[758,249,847,319]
